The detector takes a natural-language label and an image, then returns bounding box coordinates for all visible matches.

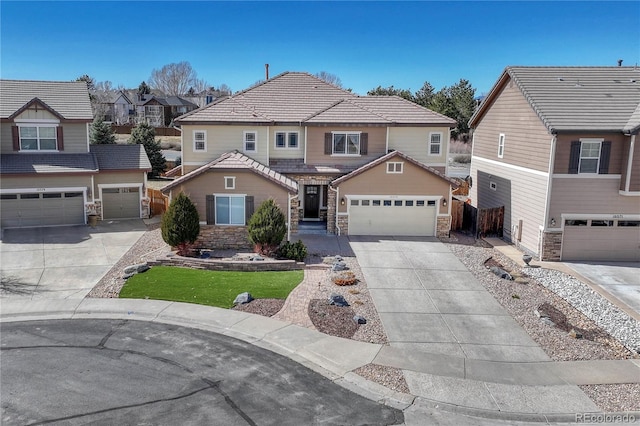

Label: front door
[304,185,320,219]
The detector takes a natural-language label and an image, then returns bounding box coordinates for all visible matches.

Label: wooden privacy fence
[112,125,181,136]
[450,199,465,230]
[477,206,504,237]
[147,188,169,216]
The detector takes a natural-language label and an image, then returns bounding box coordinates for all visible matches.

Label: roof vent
[557,77,564,82]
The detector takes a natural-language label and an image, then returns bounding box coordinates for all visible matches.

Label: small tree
[90,116,116,144]
[161,192,200,256]
[247,199,287,256]
[129,122,166,177]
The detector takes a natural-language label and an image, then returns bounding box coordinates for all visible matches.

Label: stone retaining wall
[148,257,304,272]
[194,225,251,250]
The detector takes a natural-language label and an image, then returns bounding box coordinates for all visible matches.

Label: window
[244,131,257,152]
[394,200,403,206]
[361,200,370,206]
[216,195,245,225]
[416,200,425,207]
[565,219,588,226]
[427,200,436,206]
[591,220,613,227]
[490,181,497,191]
[618,220,640,227]
[406,200,414,206]
[275,132,299,149]
[19,126,57,151]
[193,131,206,151]
[579,141,601,173]
[333,132,360,155]
[372,200,381,206]
[386,162,403,173]
[224,176,235,190]
[429,132,442,155]
[498,134,505,158]
[350,199,359,206]
[383,200,392,206]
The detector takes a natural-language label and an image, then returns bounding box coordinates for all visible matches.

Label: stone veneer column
[540,231,563,261]
[288,197,299,235]
[327,188,337,234]
[436,216,451,238]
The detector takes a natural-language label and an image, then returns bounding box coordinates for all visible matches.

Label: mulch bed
[308,299,358,339]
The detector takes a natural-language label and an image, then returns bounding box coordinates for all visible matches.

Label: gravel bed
[232,299,284,316]
[579,384,640,412]
[353,364,410,394]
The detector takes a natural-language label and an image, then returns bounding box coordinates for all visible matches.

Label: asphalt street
[0,319,403,426]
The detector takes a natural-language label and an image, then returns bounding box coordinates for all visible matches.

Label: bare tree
[149,61,209,96]
[314,71,343,88]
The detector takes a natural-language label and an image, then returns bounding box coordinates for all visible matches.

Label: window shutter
[599,141,611,174]
[12,126,19,151]
[360,133,368,155]
[245,196,254,223]
[568,141,581,174]
[57,126,64,151]
[324,133,332,155]
[206,195,215,225]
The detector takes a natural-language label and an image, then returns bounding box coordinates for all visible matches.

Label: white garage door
[102,187,140,219]
[562,219,640,261]
[0,191,85,228]
[348,198,437,236]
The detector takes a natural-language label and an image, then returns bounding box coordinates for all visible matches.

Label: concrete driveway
[0,220,147,300]
[1,319,402,425]
[564,261,640,316]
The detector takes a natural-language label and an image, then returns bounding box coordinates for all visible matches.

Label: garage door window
[1,194,17,200]
[372,200,381,206]
[383,200,392,206]
[565,219,588,226]
[406,200,414,206]
[591,220,613,227]
[394,200,403,206]
[618,221,640,227]
[43,193,62,199]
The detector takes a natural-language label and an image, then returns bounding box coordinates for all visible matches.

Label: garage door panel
[349,199,436,236]
[103,187,140,220]
[0,192,84,228]
[562,225,640,261]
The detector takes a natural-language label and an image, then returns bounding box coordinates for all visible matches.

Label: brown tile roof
[470,66,640,134]
[331,150,459,187]
[176,72,456,127]
[161,151,298,193]
[0,79,93,120]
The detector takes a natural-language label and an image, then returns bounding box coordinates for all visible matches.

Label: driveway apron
[349,236,550,363]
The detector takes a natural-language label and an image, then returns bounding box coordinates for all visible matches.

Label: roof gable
[161,151,298,193]
[331,150,459,187]
[470,66,640,134]
[8,97,65,121]
[0,79,93,120]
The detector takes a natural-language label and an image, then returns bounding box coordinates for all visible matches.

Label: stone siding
[336,215,349,235]
[148,257,304,272]
[327,188,337,234]
[289,197,299,234]
[436,216,451,238]
[541,230,563,261]
[195,225,251,250]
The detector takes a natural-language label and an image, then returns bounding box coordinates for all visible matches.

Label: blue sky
[1,1,639,96]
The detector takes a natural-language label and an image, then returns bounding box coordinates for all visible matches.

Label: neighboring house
[468,66,640,261]
[135,95,198,127]
[162,71,458,248]
[0,79,151,229]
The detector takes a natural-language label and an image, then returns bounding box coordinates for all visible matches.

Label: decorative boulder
[328,293,349,307]
[234,292,254,305]
[249,255,265,262]
[331,261,348,272]
[123,263,150,275]
[490,266,514,280]
[353,315,367,324]
[200,251,211,259]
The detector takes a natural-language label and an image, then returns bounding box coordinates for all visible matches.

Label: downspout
[625,134,635,192]
[541,134,557,258]
[385,126,389,153]
[329,185,340,236]
[287,192,298,242]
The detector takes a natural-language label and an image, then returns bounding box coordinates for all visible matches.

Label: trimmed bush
[247,199,287,256]
[161,193,200,256]
[278,240,308,262]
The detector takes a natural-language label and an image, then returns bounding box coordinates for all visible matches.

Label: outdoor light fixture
[550,218,556,227]
[442,199,447,207]
[341,197,345,206]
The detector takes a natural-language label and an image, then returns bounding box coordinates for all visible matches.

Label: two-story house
[161,72,458,248]
[0,79,151,228]
[468,66,640,261]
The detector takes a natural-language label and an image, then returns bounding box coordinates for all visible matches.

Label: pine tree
[89,116,116,144]
[161,192,200,255]
[129,122,166,177]
[247,199,287,256]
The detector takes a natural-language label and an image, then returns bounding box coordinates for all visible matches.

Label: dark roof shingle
[0,153,98,174]
[90,144,151,171]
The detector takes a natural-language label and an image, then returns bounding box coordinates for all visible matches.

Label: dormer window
[19,125,58,151]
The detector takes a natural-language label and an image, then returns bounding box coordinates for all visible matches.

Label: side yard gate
[147,188,169,216]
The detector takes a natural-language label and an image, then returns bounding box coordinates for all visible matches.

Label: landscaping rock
[249,255,264,261]
[328,293,349,307]
[332,261,348,272]
[122,273,135,280]
[569,328,584,339]
[353,315,367,324]
[234,292,254,305]
[123,263,150,275]
[200,252,211,259]
[490,266,513,280]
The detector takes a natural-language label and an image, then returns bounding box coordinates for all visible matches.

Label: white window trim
[193,130,207,152]
[490,181,497,191]
[386,162,404,174]
[578,138,602,174]
[214,194,246,226]
[274,131,300,149]
[498,133,505,158]
[18,124,59,152]
[224,176,236,190]
[331,131,361,156]
[428,132,443,156]
[243,131,257,153]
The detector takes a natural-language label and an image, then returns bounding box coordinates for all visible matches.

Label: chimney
[265,64,269,80]
[618,59,623,66]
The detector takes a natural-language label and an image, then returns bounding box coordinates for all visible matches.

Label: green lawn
[119,266,304,308]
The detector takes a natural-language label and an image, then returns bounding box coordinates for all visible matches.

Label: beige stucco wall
[388,126,450,166]
[167,169,291,223]
[268,126,305,160]
[181,125,269,166]
[305,126,387,167]
[472,78,552,173]
[1,121,89,154]
[334,158,451,215]
[1,174,93,192]
[93,171,146,194]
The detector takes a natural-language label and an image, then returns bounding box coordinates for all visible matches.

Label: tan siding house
[469,66,640,261]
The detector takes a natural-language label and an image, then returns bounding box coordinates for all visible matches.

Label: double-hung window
[333,132,360,155]
[579,140,601,173]
[193,130,206,152]
[215,195,245,225]
[244,131,257,152]
[275,131,299,149]
[498,134,505,158]
[429,132,442,155]
[19,126,58,151]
